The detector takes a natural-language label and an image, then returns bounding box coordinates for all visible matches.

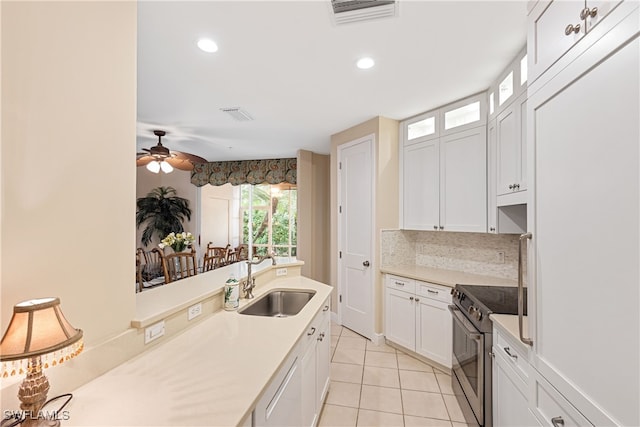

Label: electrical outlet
[276,268,288,276]
[145,321,165,344]
[497,251,505,264]
[188,303,202,320]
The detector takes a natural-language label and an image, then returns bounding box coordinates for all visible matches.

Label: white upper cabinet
[496,92,527,202]
[528,0,623,83]
[400,93,487,232]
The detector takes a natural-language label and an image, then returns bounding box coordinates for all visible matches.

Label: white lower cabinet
[384,275,452,368]
[492,325,540,427]
[255,298,331,427]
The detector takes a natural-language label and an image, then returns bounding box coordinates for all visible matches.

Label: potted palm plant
[136,186,192,247]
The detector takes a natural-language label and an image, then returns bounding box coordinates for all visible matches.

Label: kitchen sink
[238,289,316,317]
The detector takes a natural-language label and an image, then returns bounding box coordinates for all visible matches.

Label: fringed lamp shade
[1,297,83,376]
[1,298,83,426]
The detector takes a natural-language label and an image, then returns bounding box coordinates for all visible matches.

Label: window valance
[190,158,297,187]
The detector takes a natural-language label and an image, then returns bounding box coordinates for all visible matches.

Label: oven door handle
[448,305,482,340]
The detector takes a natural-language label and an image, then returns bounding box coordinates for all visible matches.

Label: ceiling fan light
[146,161,161,173]
[160,161,174,173]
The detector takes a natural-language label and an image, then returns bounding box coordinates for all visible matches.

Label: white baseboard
[372,332,385,346]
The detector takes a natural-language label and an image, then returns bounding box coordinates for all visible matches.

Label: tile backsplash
[381,229,524,280]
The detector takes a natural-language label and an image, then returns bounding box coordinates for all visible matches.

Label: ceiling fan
[136,130,207,173]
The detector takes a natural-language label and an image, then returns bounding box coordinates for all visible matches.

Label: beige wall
[297,150,330,285]
[1,0,136,396]
[330,117,399,334]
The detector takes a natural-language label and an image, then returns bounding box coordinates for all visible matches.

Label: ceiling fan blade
[171,151,207,164]
[136,156,154,167]
[165,157,196,171]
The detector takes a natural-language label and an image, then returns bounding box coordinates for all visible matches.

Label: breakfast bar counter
[65,275,332,426]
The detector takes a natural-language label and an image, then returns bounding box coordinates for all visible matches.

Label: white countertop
[66,275,332,426]
[380,265,517,288]
[490,313,529,345]
[134,258,303,328]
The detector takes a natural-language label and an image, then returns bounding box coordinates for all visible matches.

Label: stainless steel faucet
[242,253,277,299]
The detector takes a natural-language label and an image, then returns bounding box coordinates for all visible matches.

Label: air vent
[331,0,396,25]
[220,107,254,122]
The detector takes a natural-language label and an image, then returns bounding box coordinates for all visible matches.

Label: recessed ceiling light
[357,57,375,70]
[197,38,218,53]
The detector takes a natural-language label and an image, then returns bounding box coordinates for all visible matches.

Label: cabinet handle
[565,23,581,35]
[395,281,405,286]
[580,6,598,20]
[551,416,565,427]
[503,346,518,360]
[409,296,414,301]
[508,184,514,189]
[433,225,438,230]
[307,327,316,336]
[415,298,420,302]
[490,227,496,232]
[515,183,520,189]
[439,225,444,230]
[518,233,534,346]
[427,289,438,295]
[323,305,329,311]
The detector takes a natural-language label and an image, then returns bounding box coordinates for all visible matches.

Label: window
[444,101,480,130]
[407,117,436,140]
[489,92,495,115]
[520,55,528,86]
[240,184,297,258]
[499,71,513,106]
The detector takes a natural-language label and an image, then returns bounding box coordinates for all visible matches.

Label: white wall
[1,0,137,396]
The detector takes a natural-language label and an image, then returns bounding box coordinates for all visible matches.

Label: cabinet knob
[439,225,444,230]
[509,184,514,189]
[433,225,438,230]
[490,227,496,232]
[415,298,420,302]
[565,23,581,36]
[551,416,565,427]
[409,296,414,301]
[580,6,598,20]
[515,183,520,189]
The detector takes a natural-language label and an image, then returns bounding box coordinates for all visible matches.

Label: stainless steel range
[449,284,526,427]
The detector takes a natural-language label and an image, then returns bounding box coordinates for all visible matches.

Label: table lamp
[1,298,83,426]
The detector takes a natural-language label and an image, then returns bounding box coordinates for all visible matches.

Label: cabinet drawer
[530,369,594,427]
[386,275,416,294]
[416,281,451,303]
[494,327,530,383]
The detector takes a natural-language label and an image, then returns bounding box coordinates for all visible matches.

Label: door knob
[363,261,370,267]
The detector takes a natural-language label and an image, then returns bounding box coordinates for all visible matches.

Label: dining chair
[235,244,249,261]
[163,248,198,283]
[136,250,145,293]
[203,243,230,271]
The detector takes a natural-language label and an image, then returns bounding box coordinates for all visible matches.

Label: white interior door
[338,135,374,340]
[201,196,230,246]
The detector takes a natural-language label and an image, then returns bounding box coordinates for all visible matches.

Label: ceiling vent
[220,107,254,122]
[330,0,397,25]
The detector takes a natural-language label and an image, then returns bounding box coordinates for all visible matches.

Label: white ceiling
[136,1,528,162]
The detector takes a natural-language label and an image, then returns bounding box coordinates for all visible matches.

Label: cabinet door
[384,288,416,350]
[493,351,541,427]
[496,93,526,196]
[585,0,623,31]
[301,339,317,427]
[402,139,440,230]
[487,119,497,233]
[316,316,331,407]
[415,297,452,368]
[528,0,586,83]
[439,126,487,232]
[529,29,639,426]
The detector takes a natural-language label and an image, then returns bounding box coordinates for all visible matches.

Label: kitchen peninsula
[64,262,332,426]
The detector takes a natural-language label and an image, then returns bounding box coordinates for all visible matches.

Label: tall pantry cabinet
[526,1,638,425]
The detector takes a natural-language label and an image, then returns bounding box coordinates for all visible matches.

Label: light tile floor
[319,322,476,427]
